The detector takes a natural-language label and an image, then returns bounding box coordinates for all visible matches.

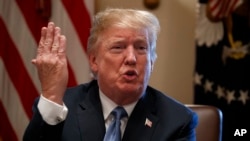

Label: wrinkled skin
[32,22,68,105]
[33,22,153,106]
[89,27,153,105]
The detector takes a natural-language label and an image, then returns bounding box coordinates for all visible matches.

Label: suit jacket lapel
[76,81,106,141]
[74,81,159,141]
[123,89,159,141]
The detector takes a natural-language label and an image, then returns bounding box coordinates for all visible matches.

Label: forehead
[99,26,149,42]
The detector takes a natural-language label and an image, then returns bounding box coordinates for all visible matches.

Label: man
[23,8,198,141]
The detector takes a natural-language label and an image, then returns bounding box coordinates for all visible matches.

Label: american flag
[195,0,250,140]
[207,0,243,20]
[0,0,94,140]
[145,118,152,128]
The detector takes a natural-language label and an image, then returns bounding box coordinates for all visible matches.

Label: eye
[110,45,124,53]
[135,45,148,54]
[113,46,122,49]
[138,46,147,50]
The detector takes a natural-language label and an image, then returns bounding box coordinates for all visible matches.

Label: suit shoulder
[146,86,194,116]
[146,86,198,128]
[63,80,98,102]
[66,80,97,92]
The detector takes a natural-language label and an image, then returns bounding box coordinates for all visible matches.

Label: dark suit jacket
[23,80,198,141]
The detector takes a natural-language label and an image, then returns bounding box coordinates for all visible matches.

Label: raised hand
[32,22,68,105]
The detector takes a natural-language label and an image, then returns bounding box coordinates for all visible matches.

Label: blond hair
[87,8,160,62]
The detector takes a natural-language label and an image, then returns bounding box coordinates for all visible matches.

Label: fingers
[56,35,67,63]
[51,27,61,54]
[37,27,47,56]
[33,22,67,67]
[37,22,66,56]
[58,35,66,53]
[44,22,55,53]
[37,22,54,55]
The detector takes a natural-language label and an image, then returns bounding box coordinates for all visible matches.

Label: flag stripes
[0,60,29,141]
[50,0,91,84]
[0,0,41,93]
[0,17,37,119]
[0,101,18,141]
[16,0,49,42]
[0,0,93,140]
[208,0,243,19]
[62,0,91,52]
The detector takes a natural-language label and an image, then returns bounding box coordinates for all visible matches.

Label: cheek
[97,56,118,74]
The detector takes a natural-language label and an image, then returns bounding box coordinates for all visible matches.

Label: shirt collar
[99,89,138,120]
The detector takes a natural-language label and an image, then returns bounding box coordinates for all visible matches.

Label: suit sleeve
[23,97,65,141]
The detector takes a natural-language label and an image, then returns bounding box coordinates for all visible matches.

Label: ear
[88,53,98,73]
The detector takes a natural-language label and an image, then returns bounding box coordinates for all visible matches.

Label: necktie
[104,106,128,141]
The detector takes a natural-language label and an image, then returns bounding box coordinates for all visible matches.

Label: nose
[124,46,136,65]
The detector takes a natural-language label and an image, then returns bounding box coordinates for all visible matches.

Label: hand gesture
[32,22,68,105]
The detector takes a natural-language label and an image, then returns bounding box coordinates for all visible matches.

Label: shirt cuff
[38,95,68,125]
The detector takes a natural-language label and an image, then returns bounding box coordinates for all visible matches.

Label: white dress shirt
[38,90,137,137]
[99,90,137,137]
[38,95,68,125]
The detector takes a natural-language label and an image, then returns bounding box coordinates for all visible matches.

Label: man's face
[89,27,153,104]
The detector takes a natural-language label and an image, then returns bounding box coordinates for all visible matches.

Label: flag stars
[196,73,249,105]
[226,90,236,104]
[216,86,225,99]
[194,72,203,85]
[204,80,213,93]
[238,90,249,105]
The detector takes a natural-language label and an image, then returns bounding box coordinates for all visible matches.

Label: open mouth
[123,70,138,81]
[125,70,137,76]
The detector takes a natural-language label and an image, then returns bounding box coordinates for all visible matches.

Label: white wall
[96,0,197,104]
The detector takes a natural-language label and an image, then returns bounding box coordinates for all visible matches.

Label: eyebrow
[108,36,148,43]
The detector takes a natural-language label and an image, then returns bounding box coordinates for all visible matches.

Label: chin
[119,84,142,94]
